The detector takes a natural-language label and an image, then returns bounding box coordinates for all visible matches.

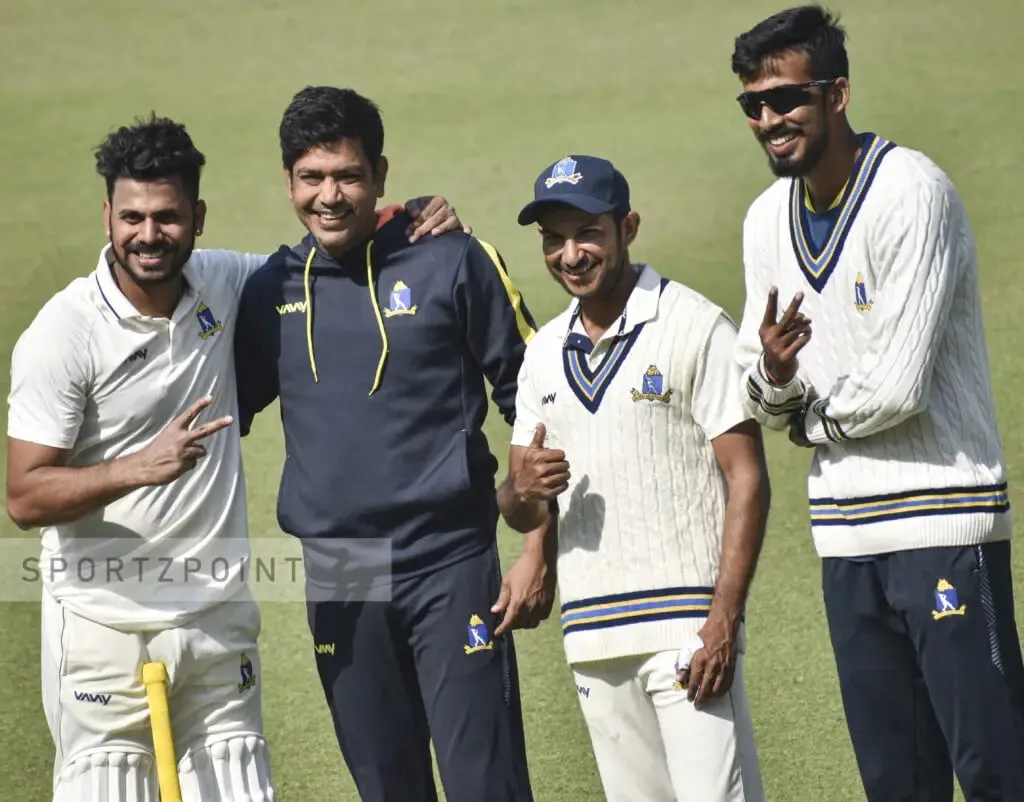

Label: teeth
[769,134,796,146]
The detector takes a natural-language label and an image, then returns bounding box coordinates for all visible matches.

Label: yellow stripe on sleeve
[476,239,536,345]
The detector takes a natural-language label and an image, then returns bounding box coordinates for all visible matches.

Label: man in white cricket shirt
[4,114,462,802]
[497,155,770,802]
[730,7,1024,801]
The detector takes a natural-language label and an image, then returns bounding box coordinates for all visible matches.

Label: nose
[561,239,583,269]
[138,218,161,243]
[319,177,345,207]
[758,102,785,129]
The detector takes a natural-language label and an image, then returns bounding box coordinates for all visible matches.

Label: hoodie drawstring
[303,241,389,396]
[365,240,388,396]
[303,248,318,383]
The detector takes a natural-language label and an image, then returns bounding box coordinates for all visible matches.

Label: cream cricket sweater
[736,133,1011,558]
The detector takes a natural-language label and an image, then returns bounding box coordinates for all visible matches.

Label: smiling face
[738,49,848,178]
[536,206,639,302]
[103,176,205,286]
[286,137,387,259]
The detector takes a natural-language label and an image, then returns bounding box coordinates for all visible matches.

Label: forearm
[520,507,558,561]
[710,472,770,623]
[497,473,549,534]
[8,456,146,528]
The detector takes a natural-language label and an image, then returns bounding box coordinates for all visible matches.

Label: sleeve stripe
[812,398,849,443]
[476,239,536,345]
[745,375,805,415]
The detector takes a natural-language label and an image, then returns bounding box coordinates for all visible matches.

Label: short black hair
[279,86,385,173]
[94,113,206,203]
[731,5,849,83]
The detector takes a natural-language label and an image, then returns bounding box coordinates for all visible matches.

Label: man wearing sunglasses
[730,5,1024,802]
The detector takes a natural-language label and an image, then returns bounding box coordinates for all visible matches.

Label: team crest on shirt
[197,302,223,340]
[384,280,417,317]
[464,614,494,654]
[854,273,873,312]
[932,579,966,620]
[238,653,257,693]
[545,157,583,188]
[630,365,673,404]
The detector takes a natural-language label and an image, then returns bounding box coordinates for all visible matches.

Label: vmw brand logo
[314,643,336,655]
[541,393,556,405]
[124,349,147,364]
[74,691,112,705]
[276,302,307,315]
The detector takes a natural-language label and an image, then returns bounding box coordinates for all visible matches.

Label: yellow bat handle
[142,662,182,802]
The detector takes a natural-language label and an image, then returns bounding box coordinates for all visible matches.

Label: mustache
[559,254,593,274]
[758,125,800,143]
[126,243,173,255]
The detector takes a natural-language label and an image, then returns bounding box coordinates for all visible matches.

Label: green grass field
[1,1,1022,799]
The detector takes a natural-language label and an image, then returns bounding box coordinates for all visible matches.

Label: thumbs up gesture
[513,423,571,503]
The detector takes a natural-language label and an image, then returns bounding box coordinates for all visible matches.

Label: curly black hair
[94,113,206,203]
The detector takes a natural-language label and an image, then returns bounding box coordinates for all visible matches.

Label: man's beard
[109,235,194,286]
[766,116,830,179]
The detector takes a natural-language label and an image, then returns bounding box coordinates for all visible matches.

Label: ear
[283,167,294,203]
[193,200,207,237]
[831,77,851,116]
[375,156,389,199]
[103,199,112,239]
[621,211,641,247]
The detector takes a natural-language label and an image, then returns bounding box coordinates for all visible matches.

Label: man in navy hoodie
[235,86,548,802]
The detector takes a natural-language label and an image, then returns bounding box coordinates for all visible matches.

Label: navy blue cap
[517,155,631,226]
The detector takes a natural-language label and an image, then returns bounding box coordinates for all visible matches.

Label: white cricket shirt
[8,246,266,631]
[735,134,1011,558]
[511,264,751,664]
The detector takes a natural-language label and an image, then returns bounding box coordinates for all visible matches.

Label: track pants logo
[74,691,111,705]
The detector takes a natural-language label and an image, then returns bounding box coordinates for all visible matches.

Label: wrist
[707,596,743,629]
[115,453,151,489]
[759,352,795,387]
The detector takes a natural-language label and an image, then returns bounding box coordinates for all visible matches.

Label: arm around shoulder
[454,236,538,425]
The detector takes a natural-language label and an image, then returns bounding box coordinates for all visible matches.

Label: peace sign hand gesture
[132,396,234,486]
[759,287,812,385]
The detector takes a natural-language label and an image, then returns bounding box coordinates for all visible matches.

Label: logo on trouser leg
[238,653,257,693]
[465,615,494,654]
[933,579,967,620]
[73,691,112,705]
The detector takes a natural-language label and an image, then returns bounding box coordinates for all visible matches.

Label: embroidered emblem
[464,614,494,654]
[238,653,257,692]
[384,280,417,317]
[854,273,873,312]
[932,579,966,620]
[544,157,583,188]
[197,302,223,340]
[631,365,673,403]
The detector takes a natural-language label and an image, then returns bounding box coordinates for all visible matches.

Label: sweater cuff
[747,353,807,416]
[804,397,849,444]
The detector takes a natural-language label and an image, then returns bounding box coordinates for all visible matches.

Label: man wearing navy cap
[498,155,771,801]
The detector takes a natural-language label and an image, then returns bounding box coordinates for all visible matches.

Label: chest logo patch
[384,280,417,317]
[631,365,672,404]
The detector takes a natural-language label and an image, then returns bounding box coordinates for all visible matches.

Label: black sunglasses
[736,80,835,121]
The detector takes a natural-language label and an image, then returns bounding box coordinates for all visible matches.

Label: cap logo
[544,157,583,188]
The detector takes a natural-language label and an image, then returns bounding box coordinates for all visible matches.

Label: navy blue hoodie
[235,209,537,586]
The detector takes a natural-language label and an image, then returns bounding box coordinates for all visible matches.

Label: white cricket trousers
[571,650,764,802]
[41,587,273,801]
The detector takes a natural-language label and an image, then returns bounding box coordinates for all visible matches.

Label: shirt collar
[563,263,664,349]
[93,245,203,321]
